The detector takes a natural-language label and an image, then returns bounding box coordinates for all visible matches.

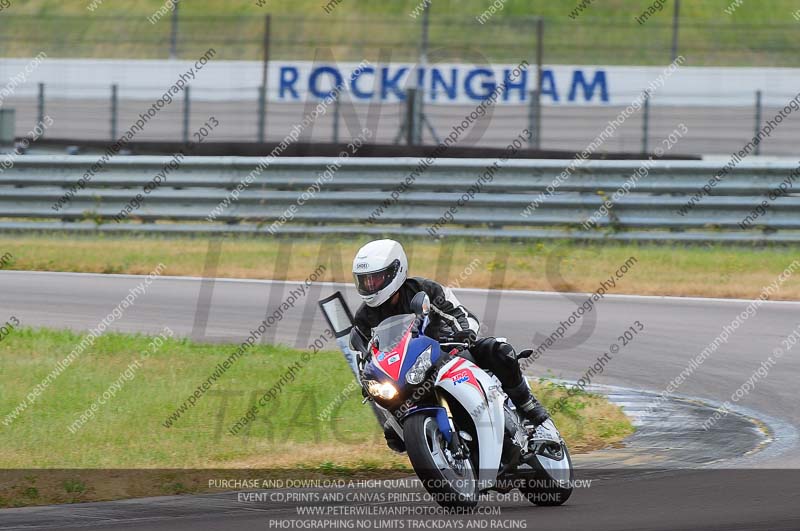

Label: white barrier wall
[1,57,798,106]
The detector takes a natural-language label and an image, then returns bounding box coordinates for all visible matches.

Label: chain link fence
[1,11,798,65]
[1,12,799,155]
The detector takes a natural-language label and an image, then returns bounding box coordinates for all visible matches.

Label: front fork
[437,391,468,459]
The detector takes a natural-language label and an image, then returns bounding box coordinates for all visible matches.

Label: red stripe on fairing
[373,324,412,381]
[439,358,484,398]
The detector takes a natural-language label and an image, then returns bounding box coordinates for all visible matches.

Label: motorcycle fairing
[364,330,440,391]
[439,358,484,398]
[370,319,413,381]
[435,356,505,490]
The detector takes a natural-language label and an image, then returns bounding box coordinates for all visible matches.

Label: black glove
[450,329,477,344]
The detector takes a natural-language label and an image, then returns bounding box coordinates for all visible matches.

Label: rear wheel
[404,413,478,509]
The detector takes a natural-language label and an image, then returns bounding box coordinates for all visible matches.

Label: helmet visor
[354,259,401,296]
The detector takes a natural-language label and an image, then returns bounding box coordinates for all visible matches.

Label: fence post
[754,90,762,155]
[406,88,418,145]
[641,90,650,154]
[37,83,45,129]
[416,1,430,145]
[257,86,266,143]
[671,0,680,61]
[258,14,272,143]
[110,84,118,141]
[332,91,340,144]
[169,0,180,59]
[0,109,14,145]
[532,16,544,149]
[183,85,190,143]
[528,90,541,149]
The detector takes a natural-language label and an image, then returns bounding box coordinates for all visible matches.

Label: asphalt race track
[1,270,799,530]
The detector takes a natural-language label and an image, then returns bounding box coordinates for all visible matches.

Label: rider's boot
[504,379,549,427]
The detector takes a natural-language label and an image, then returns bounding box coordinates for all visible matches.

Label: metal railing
[3,11,800,155]
[11,84,799,157]
[0,156,797,243]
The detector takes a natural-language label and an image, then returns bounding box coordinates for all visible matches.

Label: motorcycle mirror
[516,349,534,360]
[349,328,368,354]
[410,292,430,317]
[367,335,380,352]
[318,291,354,338]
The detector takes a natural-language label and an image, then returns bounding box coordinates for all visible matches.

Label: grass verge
[0,234,798,300]
[0,327,632,507]
[5,0,799,66]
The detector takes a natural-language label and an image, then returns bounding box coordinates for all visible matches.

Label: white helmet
[352,239,408,307]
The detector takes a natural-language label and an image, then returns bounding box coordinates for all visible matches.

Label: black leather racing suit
[352,277,547,450]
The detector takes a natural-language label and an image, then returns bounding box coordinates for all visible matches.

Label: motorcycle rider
[350,239,550,451]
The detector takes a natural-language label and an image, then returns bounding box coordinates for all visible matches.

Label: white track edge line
[2,269,800,306]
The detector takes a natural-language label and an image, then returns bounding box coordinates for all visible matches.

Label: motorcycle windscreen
[370,314,416,382]
[372,314,415,351]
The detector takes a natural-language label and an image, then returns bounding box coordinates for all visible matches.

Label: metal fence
[5,83,800,156]
[1,156,797,243]
[2,9,800,155]
[1,9,798,66]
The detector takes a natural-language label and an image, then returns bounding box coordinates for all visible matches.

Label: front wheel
[404,413,478,509]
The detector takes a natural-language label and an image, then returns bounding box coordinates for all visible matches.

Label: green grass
[0,326,632,506]
[0,326,631,471]
[0,0,798,65]
[0,233,799,300]
[0,327,375,468]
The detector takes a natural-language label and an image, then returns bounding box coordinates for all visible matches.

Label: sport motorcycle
[349,292,574,509]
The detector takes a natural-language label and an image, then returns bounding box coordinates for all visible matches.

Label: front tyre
[404,413,478,510]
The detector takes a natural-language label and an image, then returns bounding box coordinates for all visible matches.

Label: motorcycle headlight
[405,346,433,385]
[366,379,398,400]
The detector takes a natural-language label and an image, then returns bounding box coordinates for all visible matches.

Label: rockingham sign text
[2,58,799,106]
